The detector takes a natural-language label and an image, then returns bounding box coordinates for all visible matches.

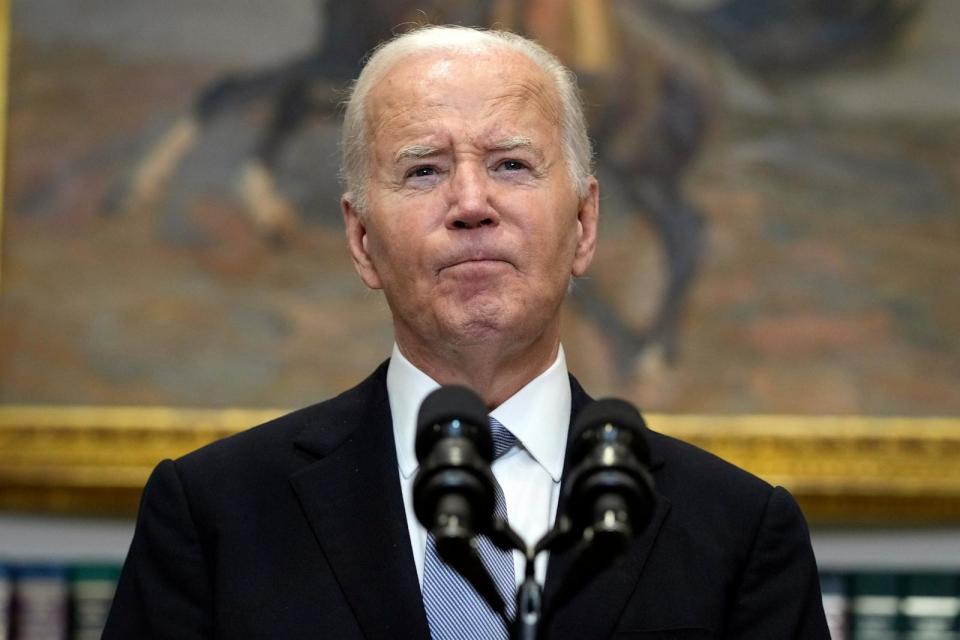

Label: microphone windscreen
[415,385,490,462]
[571,398,650,463]
[417,385,488,431]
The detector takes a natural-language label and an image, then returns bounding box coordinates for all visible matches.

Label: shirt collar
[388,344,571,482]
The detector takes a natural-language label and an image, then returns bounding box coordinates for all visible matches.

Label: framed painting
[1,0,958,522]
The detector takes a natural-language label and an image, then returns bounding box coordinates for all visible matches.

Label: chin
[449,314,507,345]
[437,305,506,343]
[452,303,545,347]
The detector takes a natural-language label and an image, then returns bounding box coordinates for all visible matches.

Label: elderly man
[104,26,828,639]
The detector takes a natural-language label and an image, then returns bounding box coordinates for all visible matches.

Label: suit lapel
[289,364,430,640]
[542,377,672,640]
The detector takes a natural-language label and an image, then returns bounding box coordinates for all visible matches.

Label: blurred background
[1,1,959,637]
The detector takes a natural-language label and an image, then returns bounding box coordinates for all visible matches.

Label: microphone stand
[490,505,640,639]
[489,515,580,640]
[514,555,542,640]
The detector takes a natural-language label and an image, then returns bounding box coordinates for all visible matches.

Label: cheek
[365,220,433,289]
[542,203,581,259]
[361,216,402,275]
[369,235,410,281]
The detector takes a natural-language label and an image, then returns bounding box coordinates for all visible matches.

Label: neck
[395,324,561,409]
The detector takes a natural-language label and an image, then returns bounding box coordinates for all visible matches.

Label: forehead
[365,48,562,145]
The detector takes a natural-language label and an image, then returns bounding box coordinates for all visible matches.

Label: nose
[445,164,499,230]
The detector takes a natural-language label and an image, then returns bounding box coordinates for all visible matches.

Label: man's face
[343,48,598,360]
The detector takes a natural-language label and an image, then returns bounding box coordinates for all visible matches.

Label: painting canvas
[2,0,958,417]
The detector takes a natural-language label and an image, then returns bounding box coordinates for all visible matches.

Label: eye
[496,159,528,172]
[408,166,437,178]
[402,165,443,187]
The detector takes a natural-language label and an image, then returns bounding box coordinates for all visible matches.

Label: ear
[342,193,383,290]
[571,177,599,277]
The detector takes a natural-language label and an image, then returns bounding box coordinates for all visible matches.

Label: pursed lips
[437,251,515,275]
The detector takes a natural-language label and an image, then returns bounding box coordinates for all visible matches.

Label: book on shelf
[69,564,120,640]
[0,564,12,640]
[11,564,69,640]
[901,573,960,640]
[822,572,849,640]
[851,572,901,640]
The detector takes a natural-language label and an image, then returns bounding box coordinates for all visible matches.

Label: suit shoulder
[647,428,774,503]
[644,428,806,570]
[174,360,389,474]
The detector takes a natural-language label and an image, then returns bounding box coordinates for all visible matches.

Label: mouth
[438,247,514,271]
[438,255,514,277]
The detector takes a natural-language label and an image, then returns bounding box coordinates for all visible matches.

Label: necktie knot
[488,417,516,460]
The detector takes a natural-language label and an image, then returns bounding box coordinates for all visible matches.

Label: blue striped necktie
[422,416,518,639]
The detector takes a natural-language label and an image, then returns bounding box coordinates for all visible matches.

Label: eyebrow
[394,145,439,164]
[489,135,536,153]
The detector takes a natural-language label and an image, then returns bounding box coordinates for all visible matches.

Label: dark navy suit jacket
[104,361,829,639]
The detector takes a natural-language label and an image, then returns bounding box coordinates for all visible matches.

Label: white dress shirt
[387,343,572,588]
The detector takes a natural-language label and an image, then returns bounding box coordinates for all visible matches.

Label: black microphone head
[413,385,496,541]
[570,398,650,465]
[563,397,655,549]
[415,385,492,462]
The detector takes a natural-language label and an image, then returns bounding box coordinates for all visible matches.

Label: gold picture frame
[2,405,959,524]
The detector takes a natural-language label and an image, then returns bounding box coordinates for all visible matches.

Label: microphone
[412,385,512,619]
[563,398,655,553]
[413,385,495,544]
[537,398,657,620]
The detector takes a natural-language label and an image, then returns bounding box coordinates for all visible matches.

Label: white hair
[340,25,593,212]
